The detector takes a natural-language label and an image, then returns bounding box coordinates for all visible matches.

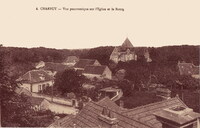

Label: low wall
[32,93,72,106]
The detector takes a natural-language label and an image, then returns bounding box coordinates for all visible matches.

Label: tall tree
[54,69,86,95]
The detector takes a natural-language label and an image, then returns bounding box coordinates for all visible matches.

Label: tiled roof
[83,65,108,75]
[28,97,46,106]
[64,56,79,63]
[122,97,187,128]
[122,38,133,48]
[15,87,32,96]
[49,115,75,127]
[18,70,54,84]
[44,62,68,72]
[49,97,189,128]
[178,62,199,75]
[74,59,100,69]
[49,97,153,128]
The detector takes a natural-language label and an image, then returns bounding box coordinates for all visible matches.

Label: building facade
[17,70,54,93]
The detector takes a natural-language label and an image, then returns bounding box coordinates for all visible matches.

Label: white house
[62,56,79,66]
[17,70,54,93]
[82,65,112,80]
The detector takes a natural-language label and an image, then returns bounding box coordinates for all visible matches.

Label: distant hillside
[0,45,199,78]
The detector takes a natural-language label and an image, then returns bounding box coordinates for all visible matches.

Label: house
[62,56,79,66]
[49,96,200,128]
[74,59,101,71]
[35,61,69,76]
[82,65,112,80]
[99,87,123,102]
[110,38,152,63]
[15,87,32,96]
[17,70,54,93]
[178,61,200,79]
[29,97,50,111]
[35,61,45,69]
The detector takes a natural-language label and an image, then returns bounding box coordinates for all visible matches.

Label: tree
[0,47,33,127]
[54,69,86,95]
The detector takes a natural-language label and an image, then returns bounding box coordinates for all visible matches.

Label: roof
[18,70,54,84]
[15,87,32,96]
[83,65,108,75]
[99,87,121,92]
[49,115,75,127]
[74,59,99,69]
[28,97,46,106]
[178,62,199,75]
[43,62,68,72]
[49,97,193,128]
[121,97,188,128]
[122,38,133,48]
[49,97,152,128]
[64,56,79,63]
[154,107,200,125]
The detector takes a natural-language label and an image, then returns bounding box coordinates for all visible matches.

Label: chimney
[154,106,200,128]
[98,107,118,125]
[156,88,171,100]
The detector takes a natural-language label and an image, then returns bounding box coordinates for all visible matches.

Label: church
[110,38,152,63]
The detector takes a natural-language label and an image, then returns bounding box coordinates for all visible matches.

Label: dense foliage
[0,46,54,127]
[54,69,86,96]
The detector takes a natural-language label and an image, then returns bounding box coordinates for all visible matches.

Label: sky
[0,0,200,49]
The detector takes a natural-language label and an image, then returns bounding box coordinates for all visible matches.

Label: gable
[74,59,100,69]
[83,65,107,75]
[19,70,54,84]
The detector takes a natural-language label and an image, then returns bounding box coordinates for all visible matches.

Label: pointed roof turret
[121,38,133,48]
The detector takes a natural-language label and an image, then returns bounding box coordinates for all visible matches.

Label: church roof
[121,38,133,48]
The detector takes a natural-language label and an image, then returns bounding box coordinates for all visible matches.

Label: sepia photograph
[0,0,200,127]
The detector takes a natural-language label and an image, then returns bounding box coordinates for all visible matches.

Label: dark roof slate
[49,97,153,128]
[122,97,187,128]
[28,97,46,106]
[122,38,133,48]
[49,97,188,128]
[83,65,108,75]
[44,62,68,72]
[74,59,99,69]
[18,70,54,84]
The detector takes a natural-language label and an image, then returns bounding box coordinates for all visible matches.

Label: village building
[82,65,112,80]
[62,56,79,66]
[49,96,200,128]
[99,87,123,102]
[110,38,152,63]
[178,61,200,79]
[35,61,69,76]
[15,87,32,96]
[29,97,50,111]
[74,59,101,71]
[17,70,54,93]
